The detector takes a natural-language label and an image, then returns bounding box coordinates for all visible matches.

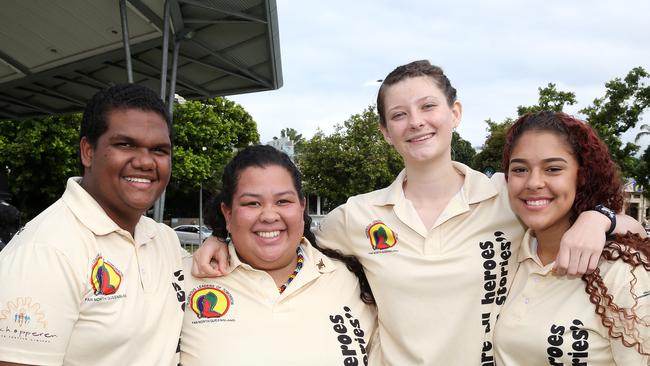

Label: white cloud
[230,0,650,147]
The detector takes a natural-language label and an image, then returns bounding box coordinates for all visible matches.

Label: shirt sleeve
[315,203,354,256]
[604,259,650,365]
[0,242,83,365]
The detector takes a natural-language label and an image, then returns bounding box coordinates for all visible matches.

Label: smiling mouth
[124,177,152,184]
[525,199,550,207]
[408,133,435,143]
[256,231,280,238]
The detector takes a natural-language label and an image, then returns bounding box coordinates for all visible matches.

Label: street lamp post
[197,146,207,249]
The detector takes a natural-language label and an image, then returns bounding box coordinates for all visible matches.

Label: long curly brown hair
[583,233,650,356]
[504,111,650,356]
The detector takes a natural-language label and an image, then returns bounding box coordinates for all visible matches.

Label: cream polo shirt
[0,178,185,366]
[180,239,378,366]
[316,162,524,366]
[494,230,650,366]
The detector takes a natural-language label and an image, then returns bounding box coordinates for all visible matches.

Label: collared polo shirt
[0,178,185,366]
[180,239,378,366]
[494,230,650,365]
[317,162,524,365]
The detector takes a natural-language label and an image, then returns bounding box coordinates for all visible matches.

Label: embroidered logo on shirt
[90,255,122,296]
[0,297,47,328]
[0,297,58,343]
[366,221,398,251]
[189,286,232,320]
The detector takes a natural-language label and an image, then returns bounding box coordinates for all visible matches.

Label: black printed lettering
[330,314,344,324]
[481,341,495,366]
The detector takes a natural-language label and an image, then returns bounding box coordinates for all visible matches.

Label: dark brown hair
[376,60,457,127]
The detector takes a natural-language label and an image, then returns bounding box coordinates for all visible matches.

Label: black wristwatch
[594,204,616,237]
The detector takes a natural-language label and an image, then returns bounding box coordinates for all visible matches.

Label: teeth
[125,177,151,183]
[410,133,434,142]
[256,231,280,238]
[526,199,549,206]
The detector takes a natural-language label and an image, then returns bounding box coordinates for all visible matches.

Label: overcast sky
[231,0,650,147]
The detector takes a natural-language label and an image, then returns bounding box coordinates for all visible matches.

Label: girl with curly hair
[495,111,650,365]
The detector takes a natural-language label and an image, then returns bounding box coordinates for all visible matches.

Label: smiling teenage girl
[494,111,650,365]
[180,145,377,366]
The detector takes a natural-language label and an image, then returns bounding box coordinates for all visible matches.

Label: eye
[422,103,436,110]
[509,166,527,174]
[242,201,261,208]
[390,111,406,120]
[276,199,293,206]
[546,166,564,173]
[152,147,171,156]
[115,142,133,148]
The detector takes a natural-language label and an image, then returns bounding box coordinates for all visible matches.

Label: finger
[553,246,570,276]
[192,257,222,277]
[586,253,600,274]
[575,252,590,276]
[566,248,581,276]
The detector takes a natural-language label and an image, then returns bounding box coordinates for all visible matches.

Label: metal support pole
[119,0,133,83]
[159,0,171,100]
[154,0,172,223]
[167,40,180,115]
[198,182,203,250]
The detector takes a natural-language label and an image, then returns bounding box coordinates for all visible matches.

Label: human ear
[451,101,463,128]
[220,202,232,232]
[79,137,94,170]
[379,124,393,145]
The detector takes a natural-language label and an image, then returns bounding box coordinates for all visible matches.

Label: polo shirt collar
[370,162,498,207]
[227,237,336,275]
[62,177,155,245]
[517,229,553,273]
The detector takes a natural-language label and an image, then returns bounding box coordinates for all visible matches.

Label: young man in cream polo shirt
[0,84,185,366]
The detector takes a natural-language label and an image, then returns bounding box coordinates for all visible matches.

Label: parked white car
[173,225,212,246]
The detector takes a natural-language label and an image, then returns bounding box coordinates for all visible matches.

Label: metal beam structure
[0,0,283,221]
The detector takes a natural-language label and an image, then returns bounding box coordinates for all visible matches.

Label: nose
[526,169,545,190]
[259,204,280,223]
[131,148,155,170]
[408,110,425,129]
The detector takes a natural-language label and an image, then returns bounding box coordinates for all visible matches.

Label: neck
[403,159,462,201]
[80,178,139,237]
[534,221,572,266]
[268,255,299,288]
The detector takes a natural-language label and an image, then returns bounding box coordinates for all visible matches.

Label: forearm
[613,213,646,237]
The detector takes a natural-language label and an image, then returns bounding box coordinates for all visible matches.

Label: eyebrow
[510,157,568,164]
[238,191,297,198]
[110,134,172,149]
[387,96,440,113]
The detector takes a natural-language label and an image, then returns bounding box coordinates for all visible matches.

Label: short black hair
[78,83,171,175]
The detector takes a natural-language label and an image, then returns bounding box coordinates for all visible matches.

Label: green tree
[166,97,259,218]
[472,119,513,174]
[171,97,259,193]
[517,83,577,115]
[299,106,403,211]
[451,131,476,167]
[581,67,650,180]
[0,114,80,218]
[473,83,581,174]
[635,124,650,144]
